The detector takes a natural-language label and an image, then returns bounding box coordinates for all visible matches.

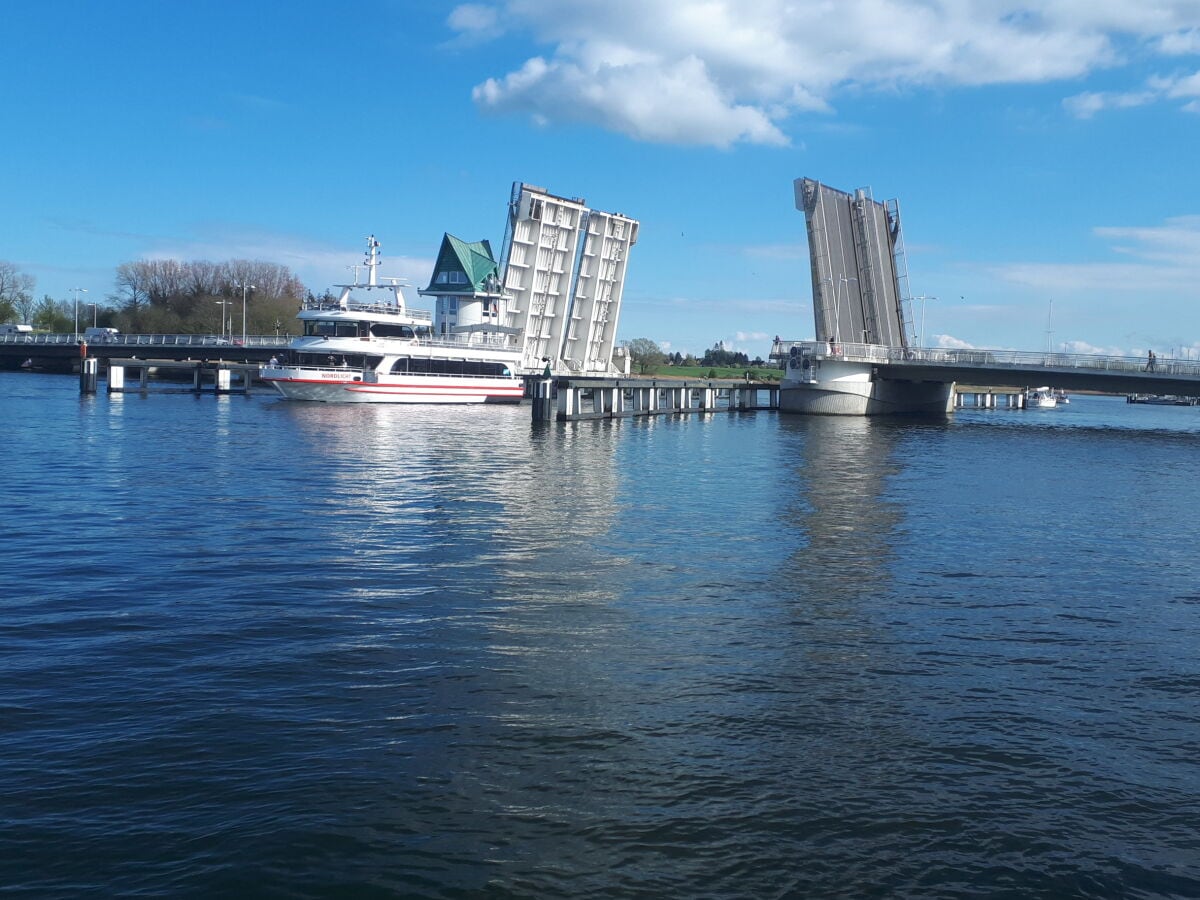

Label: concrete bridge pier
[79,357,98,394]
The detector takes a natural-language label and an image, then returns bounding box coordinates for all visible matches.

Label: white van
[83,326,119,341]
[0,323,32,335]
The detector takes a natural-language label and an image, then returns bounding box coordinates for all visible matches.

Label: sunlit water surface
[1,375,1198,898]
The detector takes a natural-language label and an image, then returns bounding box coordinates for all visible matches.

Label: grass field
[631,365,783,381]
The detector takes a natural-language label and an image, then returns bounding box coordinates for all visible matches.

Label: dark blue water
[2,374,1198,898]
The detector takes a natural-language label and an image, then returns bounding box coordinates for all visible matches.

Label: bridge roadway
[775,340,1200,398]
[0,333,290,372]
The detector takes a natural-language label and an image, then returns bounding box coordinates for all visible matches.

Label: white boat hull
[1024,388,1058,409]
[262,367,524,404]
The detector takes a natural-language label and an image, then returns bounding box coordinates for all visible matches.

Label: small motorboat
[1024,386,1058,409]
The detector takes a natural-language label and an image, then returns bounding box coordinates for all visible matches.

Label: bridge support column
[532,379,555,421]
[80,357,98,394]
[559,385,578,419]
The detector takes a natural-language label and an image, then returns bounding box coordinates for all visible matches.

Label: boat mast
[365,235,380,287]
[332,235,409,312]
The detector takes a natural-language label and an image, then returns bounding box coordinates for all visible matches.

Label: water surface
[1,377,1197,897]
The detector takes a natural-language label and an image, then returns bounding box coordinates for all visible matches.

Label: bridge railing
[777,340,892,362]
[0,333,294,348]
[771,340,1200,379]
[886,346,1200,378]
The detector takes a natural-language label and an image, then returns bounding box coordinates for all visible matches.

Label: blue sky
[6,1,1200,361]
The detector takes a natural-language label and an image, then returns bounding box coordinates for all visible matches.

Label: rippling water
[2,374,1198,898]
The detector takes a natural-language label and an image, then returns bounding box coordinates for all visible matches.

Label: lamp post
[70,287,87,339]
[235,280,255,344]
[914,294,937,347]
[1045,298,1054,354]
[215,299,232,339]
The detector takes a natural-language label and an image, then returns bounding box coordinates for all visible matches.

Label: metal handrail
[301,299,435,322]
[291,332,513,350]
[885,346,1200,378]
[774,340,1200,378]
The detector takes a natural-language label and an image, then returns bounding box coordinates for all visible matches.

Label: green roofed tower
[419,233,509,339]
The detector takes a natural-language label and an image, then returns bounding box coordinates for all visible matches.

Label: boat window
[305,320,359,338]
[371,323,418,338]
[387,356,509,377]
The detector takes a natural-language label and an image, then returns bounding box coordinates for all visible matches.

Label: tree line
[0,258,308,335]
[626,337,766,374]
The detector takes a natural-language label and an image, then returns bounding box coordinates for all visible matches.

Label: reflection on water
[272,403,625,611]
[778,415,903,603]
[2,378,1199,898]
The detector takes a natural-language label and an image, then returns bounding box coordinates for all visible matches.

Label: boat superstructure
[261,236,525,403]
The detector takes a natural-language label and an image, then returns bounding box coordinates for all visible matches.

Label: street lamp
[914,294,937,347]
[234,280,255,344]
[70,287,87,339]
[215,299,232,339]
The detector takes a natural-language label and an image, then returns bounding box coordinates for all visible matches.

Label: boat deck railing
[293,332,514,351]
[302,299,434,321]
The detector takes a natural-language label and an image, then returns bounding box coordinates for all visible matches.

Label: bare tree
[13,290,37,324]
[111,256,308,334]
[113,262,150,314]
[0,260,35,323]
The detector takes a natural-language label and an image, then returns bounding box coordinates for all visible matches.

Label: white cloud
[1062,89,1156,118]
[453,0,1200,146]
[445,4,504,46]
[1156,69,1200,97]
[448,3,499,34]
[1061,339,1129,356]
[734,330,771,343]
[143,229,435,294]
[934,333,977,349]
[473,55,787,147]
[1158,27,1200,54]
[1063,67,1200,117]
[990,216,1200,293]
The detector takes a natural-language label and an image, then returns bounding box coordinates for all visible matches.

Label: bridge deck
[775,340,1200,397]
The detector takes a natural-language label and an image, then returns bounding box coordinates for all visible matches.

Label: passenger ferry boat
[261,236,525,403]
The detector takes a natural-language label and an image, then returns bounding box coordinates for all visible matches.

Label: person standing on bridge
[1146,349,1156,372]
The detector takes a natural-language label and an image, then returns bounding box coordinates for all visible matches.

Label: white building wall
[500,184,638,374]
[563,211,639,374]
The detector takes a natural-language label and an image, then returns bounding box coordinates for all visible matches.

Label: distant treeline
[111,260,307,334]
[0,257,309,335]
